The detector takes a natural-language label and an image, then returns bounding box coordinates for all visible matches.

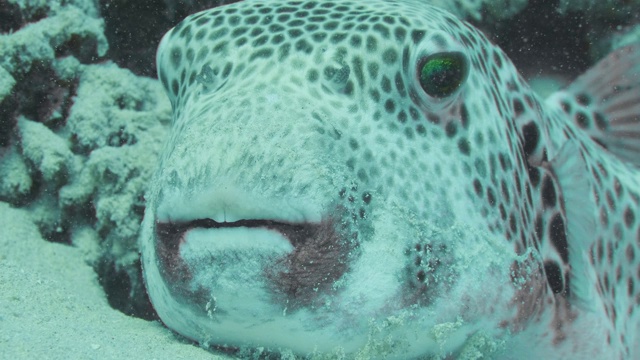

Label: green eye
[418,52,468,98]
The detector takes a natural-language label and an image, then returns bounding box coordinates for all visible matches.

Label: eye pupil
[419,52,468,98]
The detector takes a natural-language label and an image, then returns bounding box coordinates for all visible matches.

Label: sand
[0,202,232,359]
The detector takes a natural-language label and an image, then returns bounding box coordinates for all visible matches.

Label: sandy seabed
[0,202,231,359]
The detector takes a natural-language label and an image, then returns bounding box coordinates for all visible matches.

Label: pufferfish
[138,0,640,358]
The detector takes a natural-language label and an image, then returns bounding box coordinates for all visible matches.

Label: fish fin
[548,43,640,167]
[546,141,599,311]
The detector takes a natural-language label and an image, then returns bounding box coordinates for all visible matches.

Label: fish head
[140,0,551,356]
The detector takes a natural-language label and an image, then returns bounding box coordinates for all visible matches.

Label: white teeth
[156,184,325,224]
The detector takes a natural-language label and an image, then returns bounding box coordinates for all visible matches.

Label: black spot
[493,50,503,69]
[521,122,539,158]
[304,23,319,32]
[460,103,469,129]
[509,213,517,233]
[269,24,286,33]
[409,107,420,121]
[575,111,589,128]
[624,207,635,229]
[458,138,470,155]
[369,89,381,102]
[367,62,379,79]
[244,15,260,25]
[445,122,457,138]
[498,153,510,171]
[544,261,564,294]
[541,175,556,208]
[212,41,227,54]
[249,48,274,61]
[231,27,249,37]
[501,180,510,203]
[323,20,339,30]
[312,32,327,42]
[171,79,179,96]
[288,29,304,38]
[196,16,211,26]
[594,112,608,131]
[382,48,398,65]
[606,190,616,211]
[373,23,390,38]
[473,179,483,196]
[307,69,319,82]
[527,166,540,187]
[576,93,591,106]
[384,99,395,114]
[295,39,313,54]
[278,43,291,61]
[614,177,623,198]
[195,29,207,41]
[330,32,348,43]
[170,47,182,69]
[362,192,372,204]
[381,76,392,93]
[366,36,378,52]
[395,72,406,98]
[394,27,407,42]
[228,15,241,26]
[222,63,232,78]
[487,188,496,207]
[549,213,569,263]
[251,35,269,47]
[350,35,362,48]
[411,30,425,44]
[397,110,407,123]
[474,158,487,178]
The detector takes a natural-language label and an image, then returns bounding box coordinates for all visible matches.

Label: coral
[0,0,170,318]
[0,0,106,146]
[0,145,32,204]
[59,63,170,316]
[18,117,72,183]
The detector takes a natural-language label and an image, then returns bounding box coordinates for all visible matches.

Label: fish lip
[156,217,315,247]
[154,211,354,309]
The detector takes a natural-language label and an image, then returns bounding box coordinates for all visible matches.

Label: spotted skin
[139,1,640,358]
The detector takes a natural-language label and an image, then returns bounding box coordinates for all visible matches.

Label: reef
[0,0,169,317]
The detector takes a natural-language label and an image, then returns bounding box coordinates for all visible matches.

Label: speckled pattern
[139,1,640,358]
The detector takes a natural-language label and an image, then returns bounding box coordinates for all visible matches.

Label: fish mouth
[156,217,314,247]
[154,212,352,309]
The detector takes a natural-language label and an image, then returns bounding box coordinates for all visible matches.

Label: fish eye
[418,52,468,98]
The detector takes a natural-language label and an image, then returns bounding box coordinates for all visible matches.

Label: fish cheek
[264,211,358,310]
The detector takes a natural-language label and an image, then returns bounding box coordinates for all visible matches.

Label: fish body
[139,1,640,358]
